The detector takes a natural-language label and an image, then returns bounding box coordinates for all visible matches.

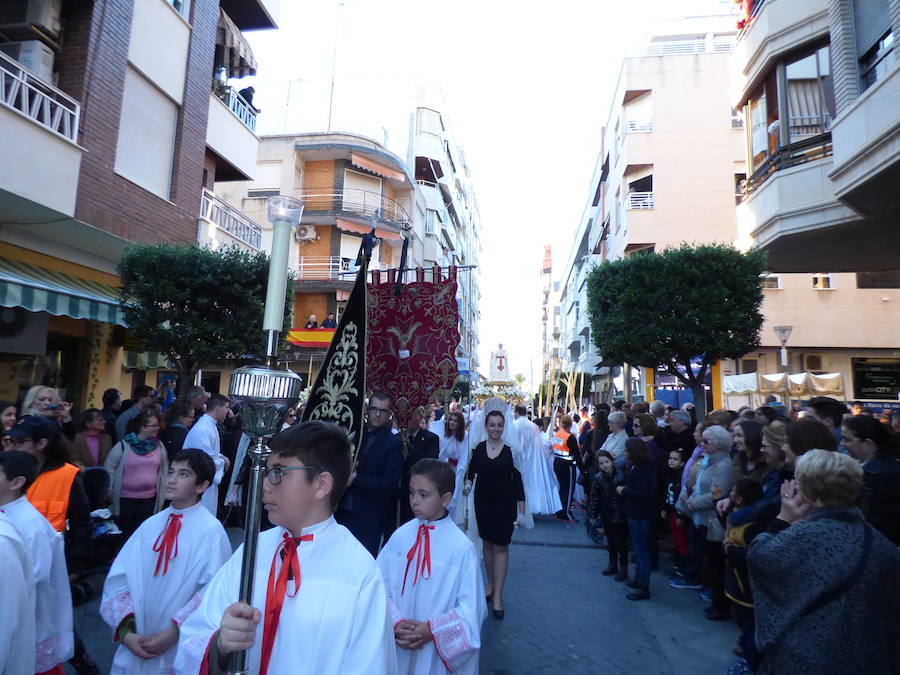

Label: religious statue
[489,343,511,383]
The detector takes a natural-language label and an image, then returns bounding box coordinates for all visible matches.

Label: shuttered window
[853,0,891,57]
[114,67,178,199]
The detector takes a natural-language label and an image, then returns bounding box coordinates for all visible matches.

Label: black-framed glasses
[367,406,391,416]
[265,465,322,486]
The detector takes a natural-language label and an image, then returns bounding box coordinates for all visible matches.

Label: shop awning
[350,153,406,183]
[287,328,336,348]
[123,351,172,371]
[0,258,126,326]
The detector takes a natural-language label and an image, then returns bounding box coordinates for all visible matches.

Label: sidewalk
[479,513,739,675]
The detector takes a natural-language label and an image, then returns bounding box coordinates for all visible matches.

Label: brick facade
[57,0,219,245]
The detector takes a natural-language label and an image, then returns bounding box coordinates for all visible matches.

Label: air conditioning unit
[0,0,63,38]
[0,307,48,356]
[294,225,316,243]
[0,40,54,82]
[802,354,827,373]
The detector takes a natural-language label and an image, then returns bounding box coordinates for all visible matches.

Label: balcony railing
[744,134,833,196]
[297,256,385,281]
[200,188,262,249]
[0,51,80,143]
[626,119,653,133]
[297,188,411,229]
[214,83,256,132]
[627,192,655,210]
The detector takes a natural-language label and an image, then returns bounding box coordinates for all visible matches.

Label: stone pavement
[480,514,739,675]
[72,518,738,675]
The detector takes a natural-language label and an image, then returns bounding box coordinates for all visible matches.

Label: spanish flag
[286,328,336,348]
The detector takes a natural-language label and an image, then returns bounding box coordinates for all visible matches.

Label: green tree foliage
[118,244,293,387]
[586,244,766,417]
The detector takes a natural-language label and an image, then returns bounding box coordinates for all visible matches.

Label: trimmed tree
[118,244,293,389]
[586,244,766,418]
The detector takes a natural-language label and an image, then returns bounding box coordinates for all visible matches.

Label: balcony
[295,256,386,284]
[214,84,256,132]
[206,89,258,180]
[298,188,411,230]
[0,51,83,217]
[627,192,655,210]
[198,188,262,251]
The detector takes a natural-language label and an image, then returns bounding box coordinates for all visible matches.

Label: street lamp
[773,325,793,373]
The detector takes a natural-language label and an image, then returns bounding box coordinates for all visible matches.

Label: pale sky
[245,0,735,390]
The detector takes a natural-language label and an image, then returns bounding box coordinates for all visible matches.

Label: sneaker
[699,589,713,602]
[669,577,702,590]
[668,567,683,579]
[727,658,753,675]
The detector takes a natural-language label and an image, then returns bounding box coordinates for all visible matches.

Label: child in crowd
[0,451,74,675]
[377,458,485,674]
[589,450,628,580]
[176,421,396,675]
[660,449,689,570]
[101,449,231,674]
[723,478,765,675]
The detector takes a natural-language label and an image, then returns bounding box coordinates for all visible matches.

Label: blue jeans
[628,518,652,586]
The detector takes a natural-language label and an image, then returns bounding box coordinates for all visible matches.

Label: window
[740,359,758,374]
[114,67,177,199]
[856,270,900,288]
[812,273,833,290]
[416,108,443,136]
[731,108,744,129]
[747,71,779,172]
[247,161,282,199]
[166,0,190,19]
[760,273,781,289]
[785,45,834,142]
[425,209,440,237]
[860,31,895,90]
[735,173,747,205]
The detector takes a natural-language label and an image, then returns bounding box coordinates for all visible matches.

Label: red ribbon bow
[152,513,183,576]
[260,532,313,675]
[402,523,434,594]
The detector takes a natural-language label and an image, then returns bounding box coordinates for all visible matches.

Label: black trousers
[553,457,576,518]
[605,521,629,570]
[118,496,156,541]
[704,538,729,613]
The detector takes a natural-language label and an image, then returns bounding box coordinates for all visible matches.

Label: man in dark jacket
[336,391,403,556]
[397,407,440,525]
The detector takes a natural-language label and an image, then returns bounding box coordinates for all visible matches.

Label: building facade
[0,0,275,406]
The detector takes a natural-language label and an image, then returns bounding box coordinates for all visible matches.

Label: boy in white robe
[378,459,485,674]
[101,449,231,674]
[0,514,35,675]
[175,420,396,675]
[0,451,72,675]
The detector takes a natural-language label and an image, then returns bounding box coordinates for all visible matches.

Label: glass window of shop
[785,45,835,142]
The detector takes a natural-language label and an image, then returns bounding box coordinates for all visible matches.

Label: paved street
[71,514,737,675]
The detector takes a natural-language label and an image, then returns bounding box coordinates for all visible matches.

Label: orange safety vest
[553,429,574,459]
[26,462,80,532]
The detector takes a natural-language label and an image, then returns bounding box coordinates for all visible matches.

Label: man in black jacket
[336,391,403,556]
[397,407,440,525]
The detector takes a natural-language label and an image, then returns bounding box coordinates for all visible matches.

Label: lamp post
[773,325,793,373]
[226,196,305,675]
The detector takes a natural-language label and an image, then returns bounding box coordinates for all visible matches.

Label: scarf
[124,432,157,456]
[152,513,182,576]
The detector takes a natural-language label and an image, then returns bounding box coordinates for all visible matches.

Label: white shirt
[176,516,397,674]
[0,515,35,675]
[1,496,73,672]
[101,500,230,674]
[377,515,485,674]
[182,414,225,515]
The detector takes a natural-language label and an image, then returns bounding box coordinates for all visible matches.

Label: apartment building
[412,105,482,378]
[0,0,275,406]
[733,0,900,272]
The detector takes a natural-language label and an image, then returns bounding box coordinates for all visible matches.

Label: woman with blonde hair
[748,450,900,674]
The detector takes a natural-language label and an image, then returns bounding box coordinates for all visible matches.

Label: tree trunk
[691,383,708,419]
[177,366,198,397]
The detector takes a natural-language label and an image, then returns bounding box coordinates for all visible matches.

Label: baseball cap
[5,414,60,441]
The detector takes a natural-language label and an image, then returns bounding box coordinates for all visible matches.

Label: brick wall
[57,0,218,245]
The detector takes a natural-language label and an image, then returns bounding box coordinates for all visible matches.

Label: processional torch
[226,196,305,675]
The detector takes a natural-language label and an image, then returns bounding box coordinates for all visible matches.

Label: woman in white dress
[439,411,469,517]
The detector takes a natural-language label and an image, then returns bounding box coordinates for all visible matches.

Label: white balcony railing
[0,51,80,143]
[626,119,653,133]
[627,191,655,210]
[641,39,706,56]
[199,189,262,249]
[214,84,256,132]
[297,256,385,281]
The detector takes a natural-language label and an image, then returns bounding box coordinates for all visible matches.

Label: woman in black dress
[464,410,525,619]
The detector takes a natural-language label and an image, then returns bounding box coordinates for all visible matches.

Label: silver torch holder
[226,364,303,674]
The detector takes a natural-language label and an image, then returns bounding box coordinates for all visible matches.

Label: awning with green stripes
[0,258,126,326]
[123,351,173,370]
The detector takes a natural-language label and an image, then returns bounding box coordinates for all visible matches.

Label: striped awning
[123,351,173,371]
[287,328,336,348]
[0,258,126,326]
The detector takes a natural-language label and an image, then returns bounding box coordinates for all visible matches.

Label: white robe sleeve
[99,532,138,638]
[0,523,35,675]
[427,543,485,673]
[342,566,397,675]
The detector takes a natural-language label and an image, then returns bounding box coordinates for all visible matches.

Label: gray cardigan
[103,439,168,517]
[679,450,733,541]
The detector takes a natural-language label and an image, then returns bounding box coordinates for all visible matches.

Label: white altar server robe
[2,496,73,671]
[101,501,231,674]
[182,415,225,515]
[0,515,35,675]
[377,515,485,674]
[513,417,561,515]
[176,516,397,674]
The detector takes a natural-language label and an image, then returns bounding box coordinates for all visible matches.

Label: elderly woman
[599,411,629,469]
[672,424,735,621]
[748,450,900,674]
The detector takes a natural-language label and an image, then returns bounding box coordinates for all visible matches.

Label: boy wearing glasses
[176,421,396,675]
[100,449,230,673]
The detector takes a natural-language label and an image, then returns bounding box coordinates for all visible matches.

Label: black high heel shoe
[492,607,505,620]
